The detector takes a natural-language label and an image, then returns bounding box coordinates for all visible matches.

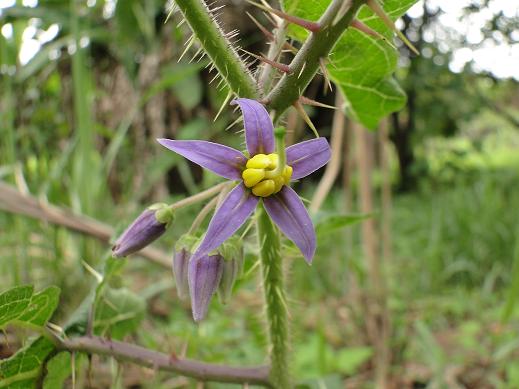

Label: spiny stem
[173,0,258,98]
[257,205,291,389]
[267,0,366,115]
[44,330,271,386]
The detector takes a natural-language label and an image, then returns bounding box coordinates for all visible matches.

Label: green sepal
[175,233,200,253]
[218,236,243,262]
[151,203,174,227]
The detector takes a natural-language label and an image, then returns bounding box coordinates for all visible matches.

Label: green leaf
[282,0,418,129]
[315,213,372,236]
[43,352,71,389]
[0,286,60,330]
[0,337,55,389]
[16,286,60,328]
[0,286,34,328]
[94,287,145,340]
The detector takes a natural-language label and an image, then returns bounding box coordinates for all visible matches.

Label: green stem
[267,0,365,115]
[256,205,291,389]
[174,0,258,98]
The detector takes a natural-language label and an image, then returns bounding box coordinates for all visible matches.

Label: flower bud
[112,203,173,258]
[217,237,244,304]
[188,254,224,322]
[173,234,198,300]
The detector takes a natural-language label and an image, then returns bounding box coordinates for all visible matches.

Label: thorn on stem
[351,19,396,49]
[366,0,420,55]
[319,58,333,93]
[246,0,321,32]
[293,101,319,138]
[239,48,292,74]
[299,96,337,110]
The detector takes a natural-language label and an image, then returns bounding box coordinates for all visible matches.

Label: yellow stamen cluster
[242,153,293,197]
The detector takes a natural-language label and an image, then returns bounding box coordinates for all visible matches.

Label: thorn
[239,48,292,73]
[260,0,282,25]
[332,0,352,26]
[366,0,420,55]
[226,116,243,132]
[293,100,319,138]
[165,4,178,24]
[178,35,196,62]
[214,91,234,122]
[297,61,306,79]
[299,96,337,110]
[319,58,333,93]
[209,72,221,84]
[247,12,299,54]
[246,0,321,33]
[351,19,397,50]
[262,10,278,27]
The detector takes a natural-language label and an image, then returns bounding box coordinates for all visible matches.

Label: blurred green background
[1,0,518,387]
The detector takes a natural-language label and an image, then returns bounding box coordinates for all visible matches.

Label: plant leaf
[0,337,55,388]
[282,0,418,129]
[0,286,34,328]
[16,286,61,328]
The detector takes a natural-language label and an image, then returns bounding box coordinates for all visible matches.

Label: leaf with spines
[282,0,418,129]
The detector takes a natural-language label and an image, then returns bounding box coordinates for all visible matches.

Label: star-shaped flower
[158,98,331,264]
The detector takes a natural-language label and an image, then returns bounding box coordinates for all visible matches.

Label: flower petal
[193,183,258,258]
[231,98,275,156]
[188,254,223,322]
[263,186,316,264]
[286,138,331,180]
[157,139,246,180]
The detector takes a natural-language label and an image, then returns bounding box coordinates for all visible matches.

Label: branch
[267,0,365,116]
[174,0,259,98]
[51,334,271,386]
[0,182,227,268]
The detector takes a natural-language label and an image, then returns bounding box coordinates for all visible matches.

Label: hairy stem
[46,332,271,386]
[174,0,258,98]
[256,205,291,389]
[267,0,365,114]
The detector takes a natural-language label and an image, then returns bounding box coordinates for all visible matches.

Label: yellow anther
[283,165,293,182]
[272,176,285,194]
[242,168,265,188]
[252,180,276,197]
[267,153,279,169]
[244,153,292,197]
[246,154,271,169]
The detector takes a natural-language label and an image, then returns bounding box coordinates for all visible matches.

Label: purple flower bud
[173,234,199,300]
[173,248,190,300]
[112,203,173,258]
[188,254,224,322]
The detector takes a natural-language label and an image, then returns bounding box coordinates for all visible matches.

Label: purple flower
[157,98,331,264]
[188,254,224,322]
[112,203,174,258]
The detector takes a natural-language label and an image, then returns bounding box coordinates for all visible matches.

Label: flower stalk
[257,205,291,389]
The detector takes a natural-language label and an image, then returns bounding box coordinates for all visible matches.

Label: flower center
[242,153,293,197]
